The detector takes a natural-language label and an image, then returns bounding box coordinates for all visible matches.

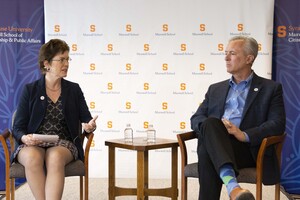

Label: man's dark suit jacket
[191,72,286,184]
[13,76,93,161]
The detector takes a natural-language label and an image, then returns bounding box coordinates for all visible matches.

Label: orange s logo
[199,63,205,71]
[258,43,262,51]
[90,102,95,109]
[126,24,132,32]
[144,121,149,129]
[162,102,168,110]
[144,83,149,90]
[107,83,113,90]
[200,24,205,31]
[218,43,224,51]
[163,24,168,32]
[54,25,60,32]
[181,44,186,51]
[108,44,113,51]
[144,44,150,51]
[91,139,95,147]
[72,44,77,51]
[162,63,168,71]
[126,63,131,71]
[277,26,286,38]
[126,102,131,109]
[180,122,186,129]
[90,63,96,71]
[107,121,113,128]
[237,24,243,31]
[90,25,96,32]
[180,83,186,90]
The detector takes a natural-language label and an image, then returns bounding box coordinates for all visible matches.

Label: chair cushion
[10,160,85,178]
[10,162,25,178]
[184,163,199,178]
[65,159,85,177]
[237,167,256,183]
[184,163,257,184]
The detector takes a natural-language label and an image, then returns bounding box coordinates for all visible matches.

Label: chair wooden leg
[84,175,88,200]
[11,178,15,200]
[80,176,83,200]
[256,181,262,200]
[181,177,187,200]
[5,177,11,200]
[275,183,280,200]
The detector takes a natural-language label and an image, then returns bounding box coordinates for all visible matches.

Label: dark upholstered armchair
[0,124,94,200]
[177,131,286,200]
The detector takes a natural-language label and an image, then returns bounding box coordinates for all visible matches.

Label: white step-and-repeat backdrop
[45,0,274,178]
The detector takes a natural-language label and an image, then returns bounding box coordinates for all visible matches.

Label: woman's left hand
[82,115,98,133]
[21,134,42,146]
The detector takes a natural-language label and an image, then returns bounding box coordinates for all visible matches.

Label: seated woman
[12,38,98,200]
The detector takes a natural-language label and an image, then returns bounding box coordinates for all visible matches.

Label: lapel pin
[40,96,45,100]
[254,88,258,92]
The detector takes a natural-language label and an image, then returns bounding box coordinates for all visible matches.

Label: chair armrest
[1,129,11,139]
[78,121,94,166]
[0,129,13,160]
[256,133,286,183]
[81,132,94,173]
[177,131,197,167]
[83,132,94,159]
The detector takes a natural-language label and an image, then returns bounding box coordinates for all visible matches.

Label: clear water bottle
[147,124,156,143]
[124,123,133,143]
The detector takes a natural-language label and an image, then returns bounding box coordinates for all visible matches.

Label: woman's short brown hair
[38,39,70,73]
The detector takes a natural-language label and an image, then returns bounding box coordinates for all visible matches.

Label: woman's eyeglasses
[51,57,72,64]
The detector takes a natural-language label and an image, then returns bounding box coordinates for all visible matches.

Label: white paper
[32,134,59,143]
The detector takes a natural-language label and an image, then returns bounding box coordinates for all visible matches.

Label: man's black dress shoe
[230,187,255,200]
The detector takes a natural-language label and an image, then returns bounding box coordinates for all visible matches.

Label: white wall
[45,0,274,178]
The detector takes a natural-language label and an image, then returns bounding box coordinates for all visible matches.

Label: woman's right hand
[21,134,42,146]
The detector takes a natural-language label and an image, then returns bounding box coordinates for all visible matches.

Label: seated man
[190,36,286,200]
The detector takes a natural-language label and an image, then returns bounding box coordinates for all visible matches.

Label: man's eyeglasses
[51,57,72,64]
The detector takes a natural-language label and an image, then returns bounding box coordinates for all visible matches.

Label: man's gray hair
[229,36,259,61]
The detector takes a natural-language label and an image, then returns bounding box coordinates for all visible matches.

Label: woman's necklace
[46,85,61,92]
